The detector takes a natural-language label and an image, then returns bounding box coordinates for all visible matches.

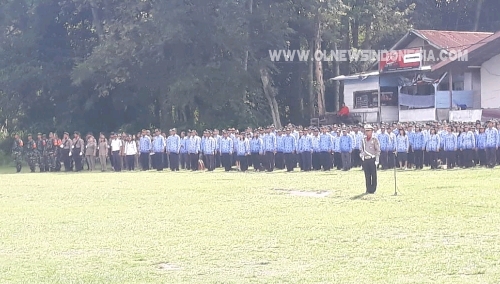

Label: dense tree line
[0,0,499,137]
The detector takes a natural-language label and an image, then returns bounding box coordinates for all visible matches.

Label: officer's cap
[37,132,42,136]
[364,124,374,130]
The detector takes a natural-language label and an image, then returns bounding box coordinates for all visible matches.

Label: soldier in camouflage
[11,133,24,173]
[46,132,56,172]
[25,134,38,172]
[36,133,46,172]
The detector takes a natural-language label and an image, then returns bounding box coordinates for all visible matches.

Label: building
[332,29,500,123]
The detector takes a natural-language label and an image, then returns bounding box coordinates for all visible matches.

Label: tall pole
[449,70,453,110]
[378,75,381,123]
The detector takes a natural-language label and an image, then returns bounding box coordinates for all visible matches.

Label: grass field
[1,167,500,283]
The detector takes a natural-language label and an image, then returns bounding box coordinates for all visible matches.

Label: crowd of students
[10,119,500,173]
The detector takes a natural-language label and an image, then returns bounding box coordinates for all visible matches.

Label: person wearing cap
[60,132,73,171]
[72,131,85,172]
[25,134,37,172]
[262,127,276,172]
[484,120,498,168]
[45,132,56,172]
[339,128,353,171]
[360,124,380,193]
[11,133,24,173]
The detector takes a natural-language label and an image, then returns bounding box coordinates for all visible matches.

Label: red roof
[414,30,493,51]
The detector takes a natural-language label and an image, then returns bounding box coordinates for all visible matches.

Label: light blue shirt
[139,136,152,153]
[219,137,233,154]
[166,134,181,153]
[152,135,166,153]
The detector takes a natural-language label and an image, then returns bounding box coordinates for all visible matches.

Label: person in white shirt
[110,133,123,172]
[124,135,138,171]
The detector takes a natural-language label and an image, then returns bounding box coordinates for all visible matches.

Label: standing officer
[11,133,24,173]
[360,124,381,194]
[36,133,46,172]
[72,131,85,172]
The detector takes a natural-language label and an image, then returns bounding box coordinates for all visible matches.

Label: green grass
[1,167,500,283]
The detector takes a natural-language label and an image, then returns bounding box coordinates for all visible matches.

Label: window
[353,90,378,109]
[380,86,398,106]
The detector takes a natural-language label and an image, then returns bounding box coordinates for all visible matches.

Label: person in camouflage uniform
[11,133,24,173]
[46,132,56,172]
[25,134,38,172]
[36,133,46,172]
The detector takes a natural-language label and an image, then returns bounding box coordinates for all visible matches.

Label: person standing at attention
[360,124,381,194]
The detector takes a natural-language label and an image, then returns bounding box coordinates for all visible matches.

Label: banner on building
[379,48,422,73]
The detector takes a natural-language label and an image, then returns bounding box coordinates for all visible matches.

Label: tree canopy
[0,0,499,134]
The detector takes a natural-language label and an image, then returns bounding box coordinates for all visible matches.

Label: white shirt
[124,141,137,155]
[110,139,122,151]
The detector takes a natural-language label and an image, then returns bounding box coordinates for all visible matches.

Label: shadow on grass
[350,193,368,200]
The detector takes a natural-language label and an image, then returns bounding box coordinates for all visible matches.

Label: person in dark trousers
[360,124,381,194]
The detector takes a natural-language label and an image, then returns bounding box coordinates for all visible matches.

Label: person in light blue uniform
[476,125,486,166]
[339,128,352,171]
[484,121,498,168]
[152,129,166,171]
[235,133,250,171]
[442,126,457,169]
[139,129,152,170]
[311,129,321,170]
[180,132,190,170]
[333,130,342,170]
[202,131,217,171]
[459,125,475,168]
[319,127,333,171]
[425,128,440,170]
[396,129,409,170]
[219,131,234,171]
[166,128,181,171]
[282,128,297,172]
[412,127,425,169]
[377,126,390,170]
[250,132,263,171]
[275,130,285,170]
[262,127,276,172]
[188,130,201,171]
[298,129,312,171]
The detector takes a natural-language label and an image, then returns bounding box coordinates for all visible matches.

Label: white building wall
[481,54,500,108]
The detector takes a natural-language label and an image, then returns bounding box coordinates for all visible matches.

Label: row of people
[10,120,500,173]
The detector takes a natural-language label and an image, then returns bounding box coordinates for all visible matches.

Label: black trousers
[284,153,294,171]
[352,149,361,167]
[363,158,377,193]
[334,152,342,170]
[275,152,284,169]
[388,152,396,169]
[163,153,169,169]
[301,152,312,171]
[485,147,496,167]
[238,155,248,171]
[126,155,135,170]
[413,150,423,169]
[140,153,150,170]
[478,149,486,166]
[215,152,221,168]
[62,149,71,171]
[445,150,456,169]
[428,151,438,169]
[180,153,189,170]
[112,151,122,171]
[251,153,262,170]
[73,148,83,171]
[408,147,414,166]
[264,151,274,171]
[221,153,231,171]
[462,149,474,168]
[320,151,331,170]
[205,154,215,171]
[169,153,179,171]
[190,153,198,170]
[380,151,388,169]
[154,152,163,171]
[312,152,321,170]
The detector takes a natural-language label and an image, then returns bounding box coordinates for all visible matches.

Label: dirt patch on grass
[157,263,181,271]
[274,188,330,198]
